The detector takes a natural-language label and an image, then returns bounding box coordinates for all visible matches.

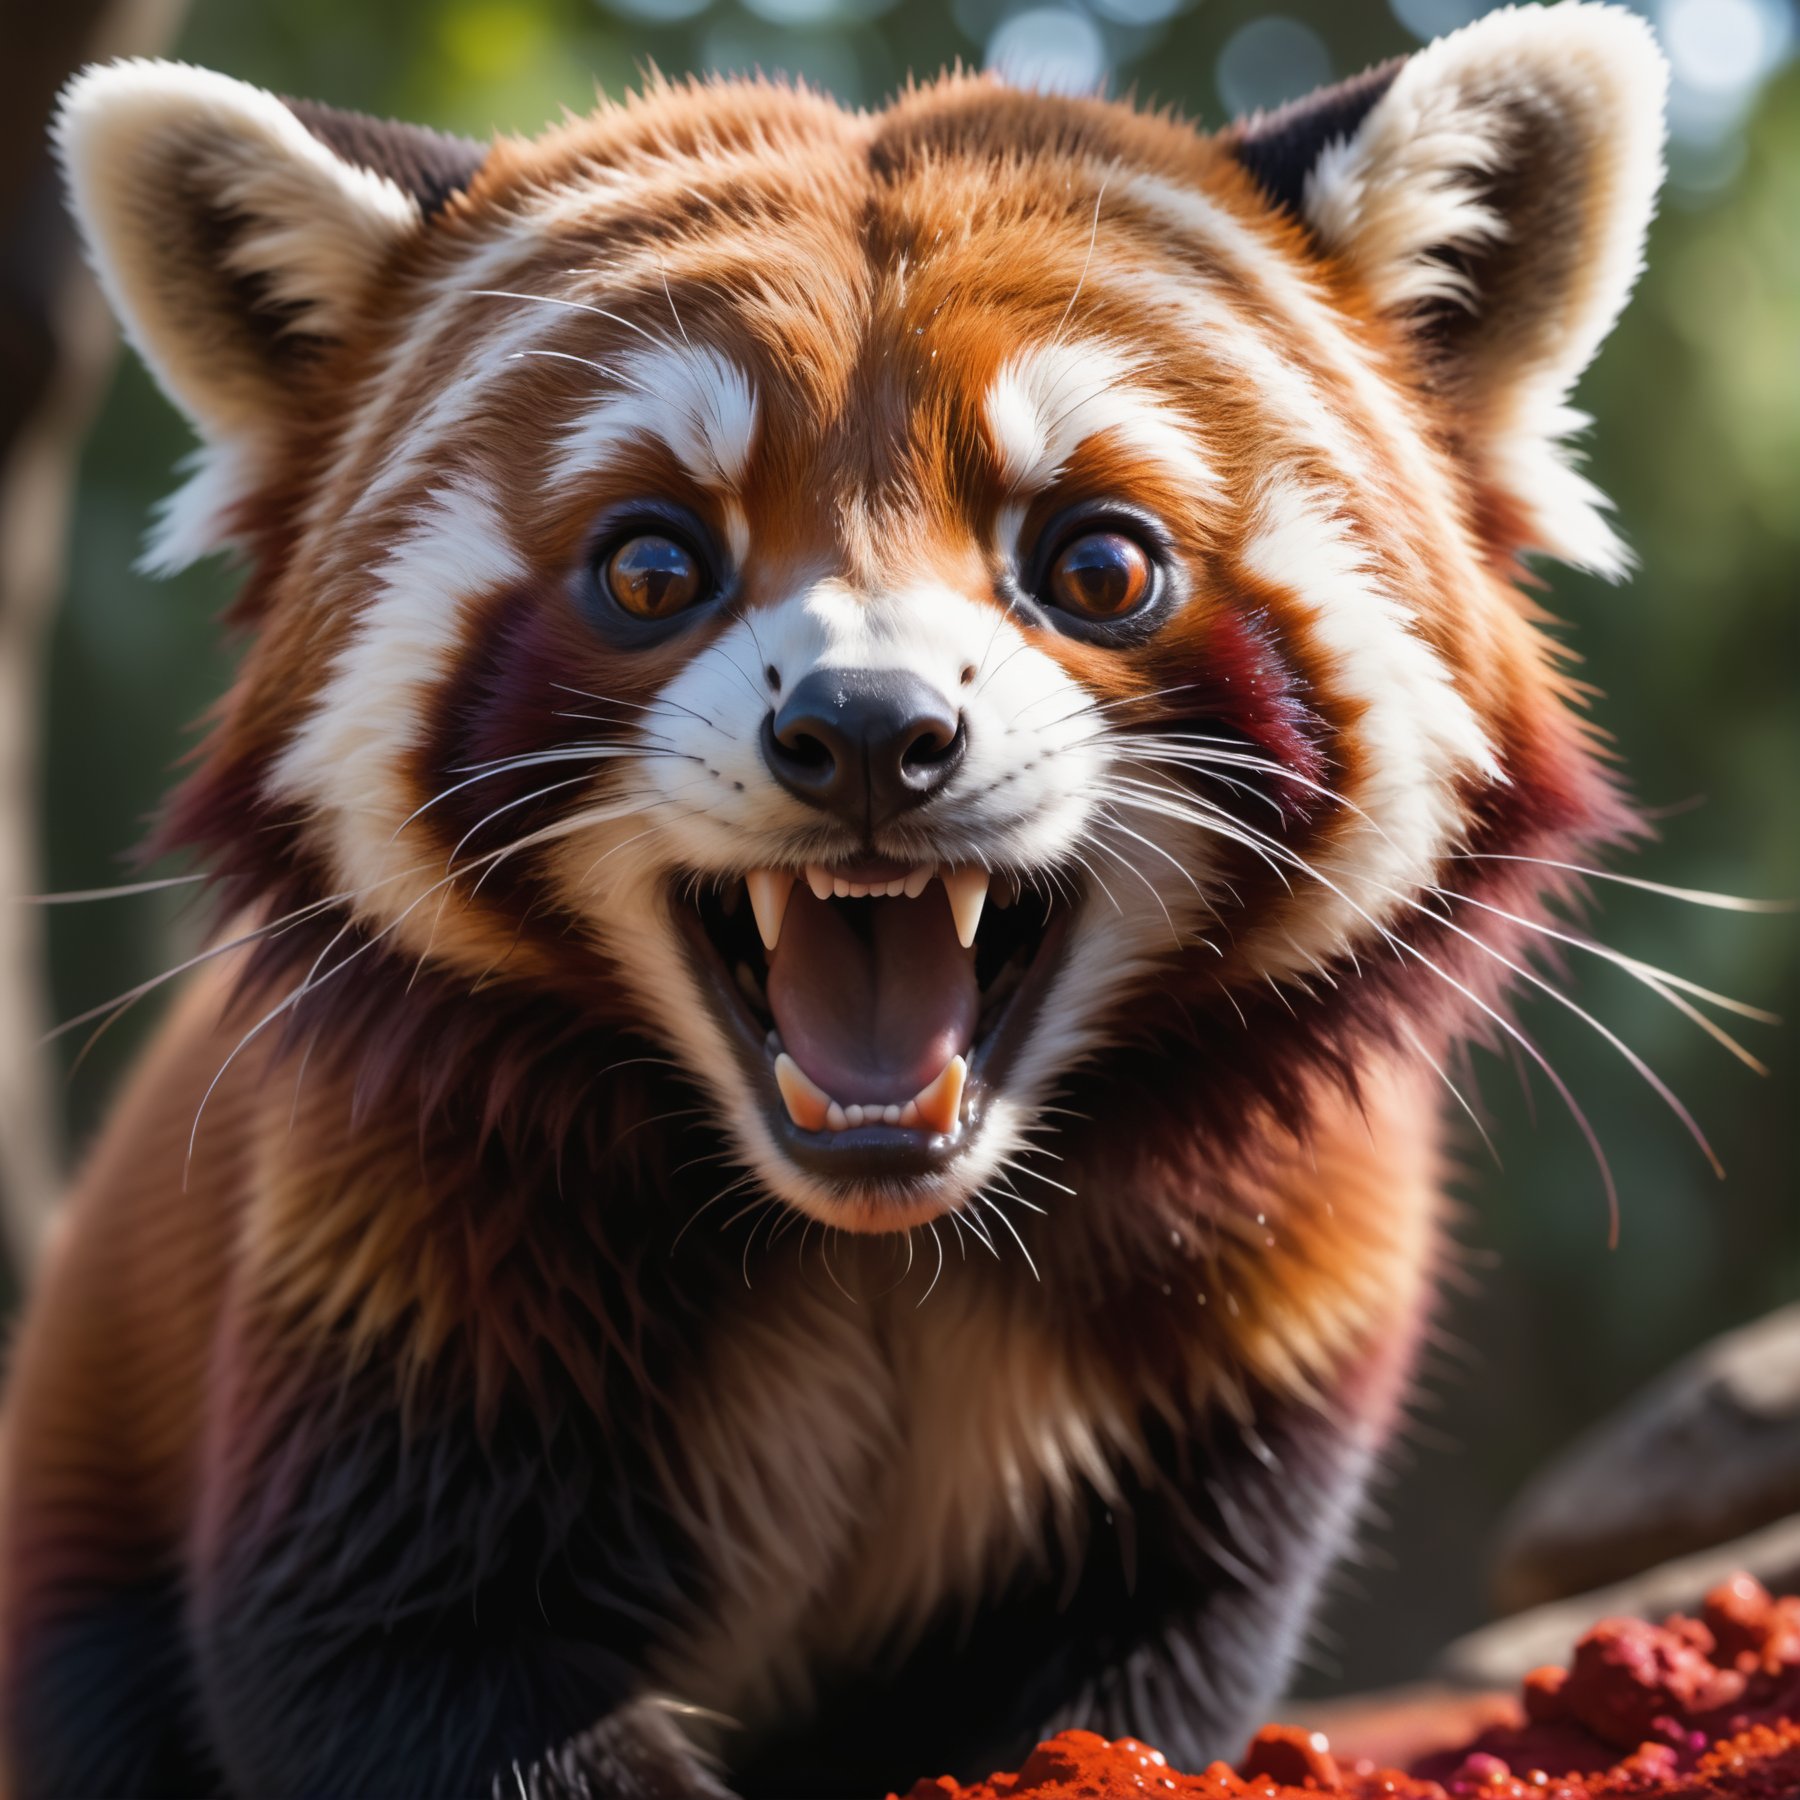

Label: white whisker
[977,1191,1040,1281]
[917,1220,946,1306]
[24,872,207,905]
[505,348,651,394]
[1448,853,1795,913]
[1397,1018,1501,1170]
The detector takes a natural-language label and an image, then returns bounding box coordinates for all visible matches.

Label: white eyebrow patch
[550,342,759,495]
[985,340,1219,502]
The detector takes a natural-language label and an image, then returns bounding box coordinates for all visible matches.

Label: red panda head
[56,6,1665,1237]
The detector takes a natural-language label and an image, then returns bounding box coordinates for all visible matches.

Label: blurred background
[1,0,1795,1700]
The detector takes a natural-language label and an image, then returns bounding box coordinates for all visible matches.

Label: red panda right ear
[1223,4,1666,580]
[1225,60,1404,227]
[53,60,485,570]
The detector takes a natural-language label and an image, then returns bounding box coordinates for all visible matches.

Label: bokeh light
[1087,0,1194,27]
[1653,0,1796,195]
[701,18,866,98]
[984,5,1109,94]
[1661,0,1792,96]
[741,0,904,27]
[1388,0,1485,41]
[1215,15,1333,116]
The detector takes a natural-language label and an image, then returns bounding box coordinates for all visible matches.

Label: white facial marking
[642,578,1100,875]
[985,341,1219,553]
[552,344,759,494]
[268,476,525,919]
[318,232,634,532]
[1237,471,1499,976]
[327,281,756,548]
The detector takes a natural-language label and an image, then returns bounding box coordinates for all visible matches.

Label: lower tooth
[775,1054,831,1131]
[779,1055,968,1138]
[912,1054,967,1134]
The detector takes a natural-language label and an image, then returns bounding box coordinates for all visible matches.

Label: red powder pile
[893,1576,1800,1800]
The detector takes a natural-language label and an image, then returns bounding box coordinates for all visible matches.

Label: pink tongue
[768,886,979,1105]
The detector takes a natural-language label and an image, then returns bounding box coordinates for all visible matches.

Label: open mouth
[674,858,1071,1203]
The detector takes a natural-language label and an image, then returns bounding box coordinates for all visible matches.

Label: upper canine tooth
[939,867,989,948]
[903,864,933,899]
[912,1054,967,1135]
[806,865,834,901]
[746,869,795,950]
[774,1054,832,1131]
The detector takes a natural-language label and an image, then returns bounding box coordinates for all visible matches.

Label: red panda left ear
[279,97,485,226]
[1225,2,1668,578]
[54,61,485,571]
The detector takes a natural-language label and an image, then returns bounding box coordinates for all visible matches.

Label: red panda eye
[1046,531,1153,621]
[604,534,708,620]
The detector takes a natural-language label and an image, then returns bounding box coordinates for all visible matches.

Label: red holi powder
[892,1578,1800,1800]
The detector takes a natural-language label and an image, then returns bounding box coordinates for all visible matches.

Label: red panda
[2,6,1670,1796]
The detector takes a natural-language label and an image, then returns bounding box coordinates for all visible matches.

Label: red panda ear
[1225,3,1667,578]
[54,61,484,567]
[278,97,486,225]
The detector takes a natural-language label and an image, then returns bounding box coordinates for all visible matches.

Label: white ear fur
[1301,3,1667,576]
[54,61,429,568]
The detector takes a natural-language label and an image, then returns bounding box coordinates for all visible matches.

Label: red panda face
[58,11,1666,1233]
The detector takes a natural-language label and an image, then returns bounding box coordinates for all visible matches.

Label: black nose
[762,669,965,831]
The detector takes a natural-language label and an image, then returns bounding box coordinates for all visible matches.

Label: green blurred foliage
[37,0,1798,1691]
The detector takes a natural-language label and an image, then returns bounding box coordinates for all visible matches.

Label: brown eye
[1047,531,1153,621]
[604,533,708,619]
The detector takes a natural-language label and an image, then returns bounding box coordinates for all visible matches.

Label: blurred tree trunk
[0,0,187,1282]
